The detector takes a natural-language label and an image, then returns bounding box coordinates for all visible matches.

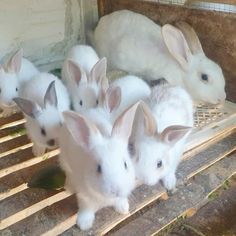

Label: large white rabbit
[130,83,193,191]
[94,10,226,105]
[59,102,139,230]
[0,49,39,117]
[14,73,70,156]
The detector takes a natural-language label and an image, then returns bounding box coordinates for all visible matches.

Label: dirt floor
[158,175,236,236]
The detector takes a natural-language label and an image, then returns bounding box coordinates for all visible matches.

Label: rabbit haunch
[94,10,226,105]
[14,73,70,156]
[130,83,193,190]
[59,102,139,230]
[0,49,39,117]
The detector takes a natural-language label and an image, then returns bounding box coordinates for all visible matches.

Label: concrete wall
[0,0,98,70]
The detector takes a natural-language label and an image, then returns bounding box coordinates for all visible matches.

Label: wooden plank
[5,132,234,235]
[98,0,236,103]
[111,152,236,236]
[0,124,25,139]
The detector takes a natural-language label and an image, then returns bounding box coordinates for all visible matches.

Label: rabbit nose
[47,139,55,146]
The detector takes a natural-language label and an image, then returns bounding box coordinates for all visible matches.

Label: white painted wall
[0,0,98,70]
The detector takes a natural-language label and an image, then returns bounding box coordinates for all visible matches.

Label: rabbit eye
[124,161,128,170]
[201,74,209,83]
[16,87,18,92]
[79,100,83,106]
[0,88,1,93]
[41,127,46,136]
[97,164,102,174]
[96,99,99,105]
[157,160,162,168]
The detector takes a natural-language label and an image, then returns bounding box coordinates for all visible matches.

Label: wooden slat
[0,113,24,126]
[111,152,236,236]
[97,0,236,103]
[0,124,25,139]
[4,132,234,235]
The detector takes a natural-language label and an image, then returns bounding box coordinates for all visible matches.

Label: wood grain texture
[98,0,236,102]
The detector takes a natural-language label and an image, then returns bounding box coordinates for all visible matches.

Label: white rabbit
[130,83,193,191]
[62,45,100,77]
[94,10,226,105]
[0,49,39,117]
[59,102,139,230]
[14,73,70,156]
[62,56,108,112]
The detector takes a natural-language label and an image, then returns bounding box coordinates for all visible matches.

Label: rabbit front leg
[32,142,46,157]
[113,197,129,214]
[76,196,95,231]
[162,171,177,192]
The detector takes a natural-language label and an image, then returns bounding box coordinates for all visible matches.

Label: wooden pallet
[0,101,236,235]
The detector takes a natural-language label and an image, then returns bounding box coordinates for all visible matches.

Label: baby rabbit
[59,102,139,230]
[130,83,193,191]
[62,57,108,112]
[94,10,226,105]
[0,49,39,117]
[14,73,70,156]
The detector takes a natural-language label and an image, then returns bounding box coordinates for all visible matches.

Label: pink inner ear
[67,60,87,84]
[162,25,191,70]
[90,57,107,84]
[7,49,23,73]
[63,111,100,149]
[107,86,121,113]
[112,102,140,142]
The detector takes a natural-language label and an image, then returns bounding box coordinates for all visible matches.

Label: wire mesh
[142,0,236,13]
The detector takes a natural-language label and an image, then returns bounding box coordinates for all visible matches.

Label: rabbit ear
[67,59,87,84]
[105,86,121,113]
[112,101,140,143]
[162,24,192,71]
[44,81,57,107]
[160,125,192,145]
[13,97,41,119]
[90,57,107,84]
[7,48,23,73]
[63,111,101,150]
[175,21,204,55]
[140,101,157,136]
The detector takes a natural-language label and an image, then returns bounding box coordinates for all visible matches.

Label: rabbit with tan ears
[59,102,139,230]
[94,10,226,105]
[129,82,194,191]
[0,49,39,117]
[14,73,70,156]
[62,45,109,111]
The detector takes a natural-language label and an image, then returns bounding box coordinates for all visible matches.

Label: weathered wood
[0,113,24,127]
[111,152,236,236]
[185,0,236,6]
[14,131,234,236]
[98,0,236,102]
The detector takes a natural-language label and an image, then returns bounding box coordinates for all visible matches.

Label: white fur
[94,10,226,105]
[110,75,151,122]
[61,46,108,112]
[0,51,39,117]
[59,103,139,230]
[17,73,70,156]
[131,84,193,190]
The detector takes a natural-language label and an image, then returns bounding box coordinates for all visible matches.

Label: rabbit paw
[163,173,176,191]
[114,198,129,214]
[32,144,46,157]
[77,210,95,231]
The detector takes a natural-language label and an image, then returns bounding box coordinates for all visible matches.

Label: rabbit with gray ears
[59,102,139,230]
[14,73,70,156]
[94,10,226,105]
[130,83,193,191]
[62,45,108,111]
[0,49,39,117]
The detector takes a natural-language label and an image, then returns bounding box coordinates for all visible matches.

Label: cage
[0,0,236,235]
